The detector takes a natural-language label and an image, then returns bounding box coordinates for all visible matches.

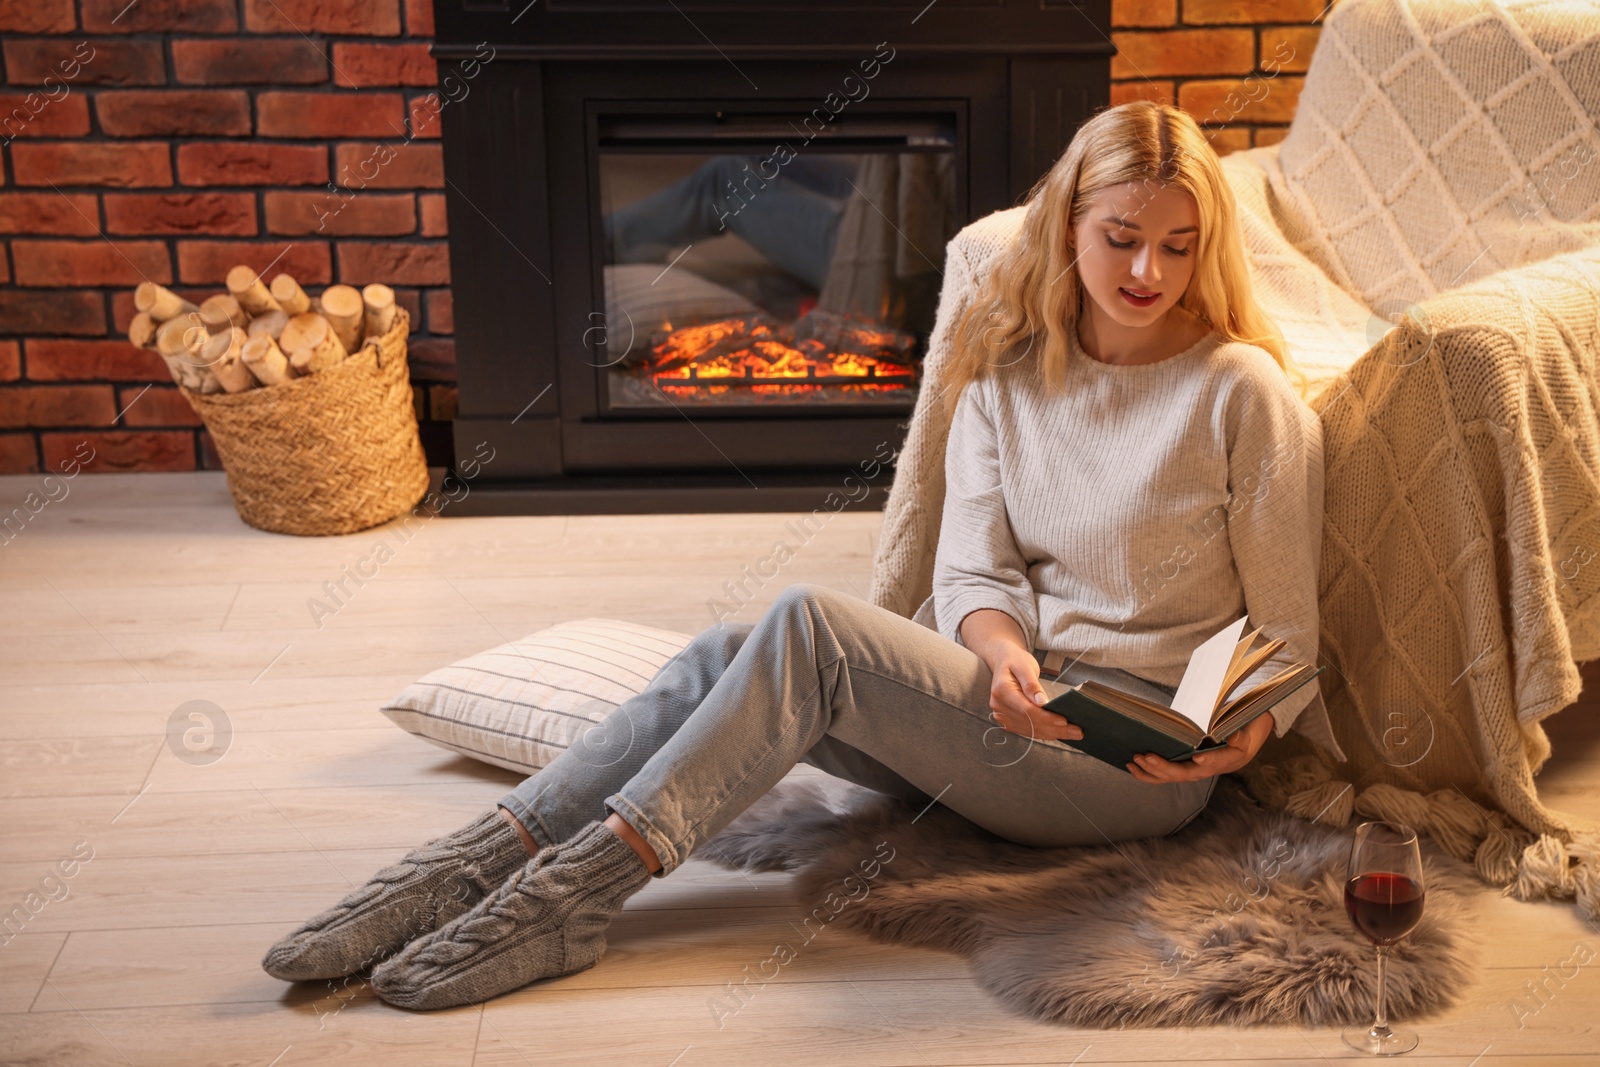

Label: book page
[1168,616,1249,733]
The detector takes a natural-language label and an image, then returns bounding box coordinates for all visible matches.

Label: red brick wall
[1111,0,1324,150]
[0,0,453,474]
[0,0,1325,474]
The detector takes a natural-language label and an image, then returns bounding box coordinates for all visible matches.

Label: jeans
[499,583,1217,878]
[603,155,859,290]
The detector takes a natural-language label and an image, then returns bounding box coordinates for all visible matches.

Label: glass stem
[1373,943,1391,1034]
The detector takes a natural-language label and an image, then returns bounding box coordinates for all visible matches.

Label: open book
[1038,616,1325,773]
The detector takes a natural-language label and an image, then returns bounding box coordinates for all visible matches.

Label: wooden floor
[1,471,1597,1066]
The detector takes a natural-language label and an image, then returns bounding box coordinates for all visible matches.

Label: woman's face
[1067,181,1200,329]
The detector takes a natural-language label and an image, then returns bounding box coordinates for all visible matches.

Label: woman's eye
[1165,245,1192,257]
[1104,234,1191,257]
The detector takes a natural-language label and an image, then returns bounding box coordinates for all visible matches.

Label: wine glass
[1342,820,1426,1056]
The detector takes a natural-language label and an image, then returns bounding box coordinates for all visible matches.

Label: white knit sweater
[915,326,1345,759]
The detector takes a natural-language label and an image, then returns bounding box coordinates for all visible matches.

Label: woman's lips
[1119,287,1159,307]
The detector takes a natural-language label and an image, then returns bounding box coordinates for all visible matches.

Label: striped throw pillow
[380,618,697,776]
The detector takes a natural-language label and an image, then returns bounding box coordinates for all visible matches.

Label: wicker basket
[181,306,430,536]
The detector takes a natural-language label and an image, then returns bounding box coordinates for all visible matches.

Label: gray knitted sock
[262,809,530,982]
[370,819,653,1010]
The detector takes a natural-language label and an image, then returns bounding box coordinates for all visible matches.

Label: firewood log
[285,314,348,375]
[128,312,158,349]
[198,294,244,335]
[361,283,397,341]
[269,273,312,316]
[225,264,282,316]
[156,316,222,393]
[134,282,198,323]
[319,284,364,353]
[201,326,256,393]
[246,309,290,341]
[278,312,323,355]
[241,334,292,386]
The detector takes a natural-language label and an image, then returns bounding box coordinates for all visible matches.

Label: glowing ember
[630,310,917,395]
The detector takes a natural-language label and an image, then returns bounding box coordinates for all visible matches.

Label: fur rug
[701,775,1480,1028]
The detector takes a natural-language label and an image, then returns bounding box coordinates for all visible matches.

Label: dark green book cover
[1042,664,1326,773]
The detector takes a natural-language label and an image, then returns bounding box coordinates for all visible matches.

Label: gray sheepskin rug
[701,774,1479,1028]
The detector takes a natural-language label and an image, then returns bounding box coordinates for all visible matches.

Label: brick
[0,340,18,381]
[4,39,164,86]
[427,384,457,421]
[1111,80,1174,107]
[245,0,400,35]
[337,241,448,285]
[0,385,117,428]
[416,195,448,239]
[1185,0,1327,24]
[335,141,442,188]
[1110,29,1254,79]
[1203,126,1254,156]
[333,42,437,87]
[121,385,202,427]
[43,430,196,471]
[0,252,7,285]
[97,89,251,137]
[177,240,332,285]
[26,339,170,381]
[257,91,406,138]
[104,192,257,236]
[393,287,420,322]
[0,1,74,33]
[408,92,443,139]
[404,0,433,36]
[0,433,39,473]
[424,288,452,333]
[418,192,447,236]
[82,0,236,33]
[0,92,91,139]
[177,142,328,186]
[1254,126,1290,148]
[406,336,453,381]
[1112,0,1175,29]
[172,39,328,85]
[0,193,101,236]
[0,291,105,335]
[1261,26,1320,75]
[1180,76,1304,126]
[12,240,171,287]
[265,190,415,236]
[12,142,172,187]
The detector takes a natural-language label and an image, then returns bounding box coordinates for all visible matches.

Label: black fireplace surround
[431,0,1112,514]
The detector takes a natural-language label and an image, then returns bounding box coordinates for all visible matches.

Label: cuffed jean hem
[602,793,676,879]
[496,795,560,853]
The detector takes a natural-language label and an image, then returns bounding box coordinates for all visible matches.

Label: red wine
[1344,872,1425,944]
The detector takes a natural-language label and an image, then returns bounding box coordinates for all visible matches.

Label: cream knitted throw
[869,0,1600,917]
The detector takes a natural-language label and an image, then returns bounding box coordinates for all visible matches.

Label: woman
[261,100,1342,1011]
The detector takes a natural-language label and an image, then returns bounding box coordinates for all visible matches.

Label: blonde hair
[939,100,1309,424]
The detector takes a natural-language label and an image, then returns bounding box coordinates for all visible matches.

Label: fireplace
[432,1,1112,514]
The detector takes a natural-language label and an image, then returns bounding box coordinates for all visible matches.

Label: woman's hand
[1126,711,1276,784]
[985,644,1083,743]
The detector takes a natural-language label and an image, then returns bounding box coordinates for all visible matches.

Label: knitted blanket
[869,0,1600,907]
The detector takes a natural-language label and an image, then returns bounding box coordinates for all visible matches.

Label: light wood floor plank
[2,470,1596,1065]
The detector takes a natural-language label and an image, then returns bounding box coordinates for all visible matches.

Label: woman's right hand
[984,644,1083,743]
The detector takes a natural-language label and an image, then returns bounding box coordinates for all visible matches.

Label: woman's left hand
[1126,712,1275,784]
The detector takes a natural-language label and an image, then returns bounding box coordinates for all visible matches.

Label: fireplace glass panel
[596,130,958,409]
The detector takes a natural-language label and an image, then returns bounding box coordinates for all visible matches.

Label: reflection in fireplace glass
[598,149,958,408]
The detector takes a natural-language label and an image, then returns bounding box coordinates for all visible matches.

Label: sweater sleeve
[932,376,1040,651]
[1223,360,1327,742]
